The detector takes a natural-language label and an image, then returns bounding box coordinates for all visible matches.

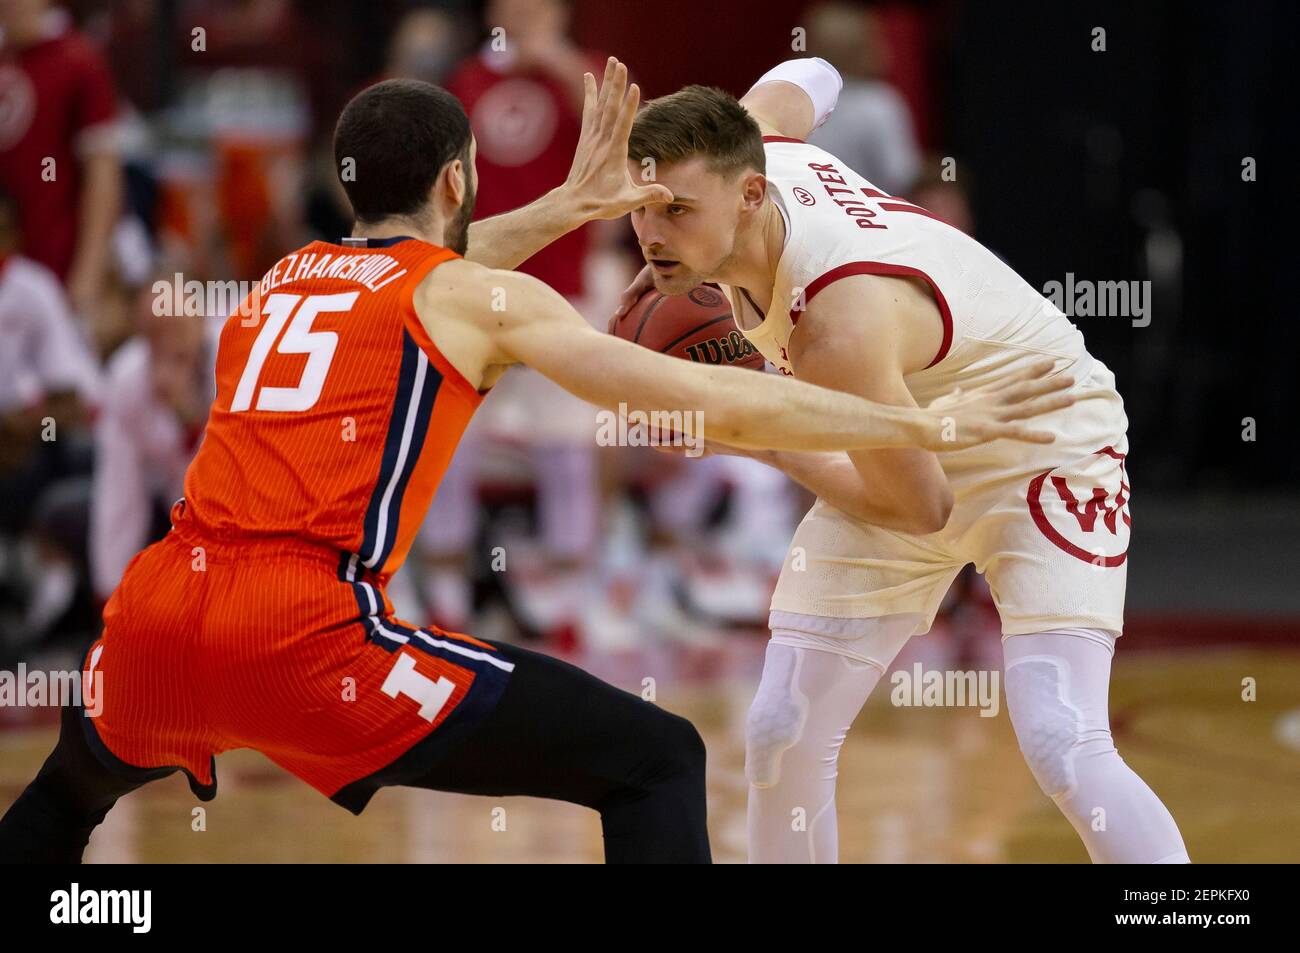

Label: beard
[447,178,476,256]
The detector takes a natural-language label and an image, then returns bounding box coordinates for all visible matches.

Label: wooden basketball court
[2,638,1295,863]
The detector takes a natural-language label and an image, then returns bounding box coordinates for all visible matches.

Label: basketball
[610,284,766,370]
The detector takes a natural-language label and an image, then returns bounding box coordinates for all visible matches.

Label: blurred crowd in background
[1,0,1293,664]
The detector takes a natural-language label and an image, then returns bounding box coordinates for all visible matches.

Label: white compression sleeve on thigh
[745,57,843,131]
[746,619,916,863]
[1002,630,1190,863]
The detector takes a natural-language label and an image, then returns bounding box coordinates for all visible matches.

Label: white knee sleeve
[748,613,921,787]
[1004,653,1091,798]
[746,642,882,862]
[745,645,809,788]
[746,615,919,863]
[1004,630,1190,863]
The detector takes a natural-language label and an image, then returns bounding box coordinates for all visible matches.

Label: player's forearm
[464,187,590,270]
[707,374,930,452]
[507,290,942,453]
[567,335,935,452]
[748,448,952,533]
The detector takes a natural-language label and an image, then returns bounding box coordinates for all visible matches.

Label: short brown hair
[629,85,765,178]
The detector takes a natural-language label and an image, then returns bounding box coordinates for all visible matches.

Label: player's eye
[668,205,688,216]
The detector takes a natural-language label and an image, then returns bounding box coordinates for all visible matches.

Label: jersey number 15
[230,291,360,413]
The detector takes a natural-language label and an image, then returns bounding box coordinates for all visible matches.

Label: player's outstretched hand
[921,358,1076,450]
[565,56,673,223]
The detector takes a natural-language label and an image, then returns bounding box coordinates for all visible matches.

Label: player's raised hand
[564,57,673,222]
[920,358,1076,449]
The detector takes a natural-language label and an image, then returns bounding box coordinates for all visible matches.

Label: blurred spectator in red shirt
[445,0,602,298]
[0,0,122,319]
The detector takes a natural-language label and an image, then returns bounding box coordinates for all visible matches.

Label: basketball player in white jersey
[617,58,1189,864]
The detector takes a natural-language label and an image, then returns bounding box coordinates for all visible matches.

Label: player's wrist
[889,405,936,450]
[548,184,600,230]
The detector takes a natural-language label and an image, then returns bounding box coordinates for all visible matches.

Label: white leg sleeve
[1003,630,1190,863]
[746,614,920,863]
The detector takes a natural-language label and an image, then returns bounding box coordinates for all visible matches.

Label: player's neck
[710,198,784,297]
[350,216,446,249]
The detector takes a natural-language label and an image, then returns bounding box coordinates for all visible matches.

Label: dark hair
[333,79,472,223]
[629,85,765,178]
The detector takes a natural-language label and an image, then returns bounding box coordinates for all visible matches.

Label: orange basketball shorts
[79,505,513,814]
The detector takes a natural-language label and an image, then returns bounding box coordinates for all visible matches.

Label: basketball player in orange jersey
[617,58,1188,863]
[0,58,1073,864]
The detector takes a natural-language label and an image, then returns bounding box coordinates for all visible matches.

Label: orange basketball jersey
[184,235,481,580]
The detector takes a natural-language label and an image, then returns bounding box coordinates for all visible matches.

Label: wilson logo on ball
[683,330,759,365]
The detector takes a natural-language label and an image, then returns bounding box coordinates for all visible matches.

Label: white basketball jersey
[721,137,1099,408]
[729,140,1135,637]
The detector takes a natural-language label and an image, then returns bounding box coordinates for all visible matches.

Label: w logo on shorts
[1027,446,1131,567]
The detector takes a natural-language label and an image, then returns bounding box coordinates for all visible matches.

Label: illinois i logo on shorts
[1026,446,1130,567]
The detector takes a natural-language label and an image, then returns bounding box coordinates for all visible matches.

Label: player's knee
[744,683,807,789]
[1005,658,1089,799]
[636,706,707,789]
[664,709,708,780]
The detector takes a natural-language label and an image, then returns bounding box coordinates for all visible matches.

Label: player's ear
[449,158,467,204]
[435,157,466,210]
[741,172,768,213]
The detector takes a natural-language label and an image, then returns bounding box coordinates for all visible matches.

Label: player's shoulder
[799,270,913,323]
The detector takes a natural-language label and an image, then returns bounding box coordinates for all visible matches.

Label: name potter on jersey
[807,161,889,230]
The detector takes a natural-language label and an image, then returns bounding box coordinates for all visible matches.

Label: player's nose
[636,222,666,248]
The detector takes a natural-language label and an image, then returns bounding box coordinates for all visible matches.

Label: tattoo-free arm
[470,269,1067,454]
